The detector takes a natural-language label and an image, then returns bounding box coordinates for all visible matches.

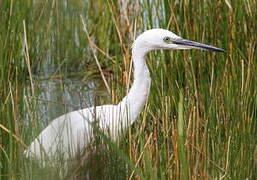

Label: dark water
[37,77,98,124]
[25,69,107,128]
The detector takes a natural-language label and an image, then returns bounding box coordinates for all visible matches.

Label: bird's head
[132,28,225,56]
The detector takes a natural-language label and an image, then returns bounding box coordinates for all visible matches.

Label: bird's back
[24,104,128,160]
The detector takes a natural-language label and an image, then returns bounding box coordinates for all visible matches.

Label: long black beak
[173,39,226,52]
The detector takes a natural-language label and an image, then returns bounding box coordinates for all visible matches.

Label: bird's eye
[163,36,171,43]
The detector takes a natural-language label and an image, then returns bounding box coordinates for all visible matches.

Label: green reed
[0,0,256,179]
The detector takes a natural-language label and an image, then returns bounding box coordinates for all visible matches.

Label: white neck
[118,45,151,127]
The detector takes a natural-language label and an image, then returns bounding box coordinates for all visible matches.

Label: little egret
[25,28,225,160]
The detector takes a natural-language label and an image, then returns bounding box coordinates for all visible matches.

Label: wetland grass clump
[0,0,256,179]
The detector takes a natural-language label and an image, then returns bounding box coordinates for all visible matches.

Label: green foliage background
[0,0,256,179]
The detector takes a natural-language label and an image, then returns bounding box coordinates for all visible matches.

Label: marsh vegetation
[0,0,256,179]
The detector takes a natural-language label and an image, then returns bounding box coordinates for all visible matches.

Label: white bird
[24,28,225,161]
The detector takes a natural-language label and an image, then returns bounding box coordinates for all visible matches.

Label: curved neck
[119,47,151,125]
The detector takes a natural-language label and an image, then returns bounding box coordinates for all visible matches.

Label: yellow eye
[163,36,171,43]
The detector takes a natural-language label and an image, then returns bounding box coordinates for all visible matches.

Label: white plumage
[25,28,224,160]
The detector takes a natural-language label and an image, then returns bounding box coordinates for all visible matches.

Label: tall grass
[0,0,256,179]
